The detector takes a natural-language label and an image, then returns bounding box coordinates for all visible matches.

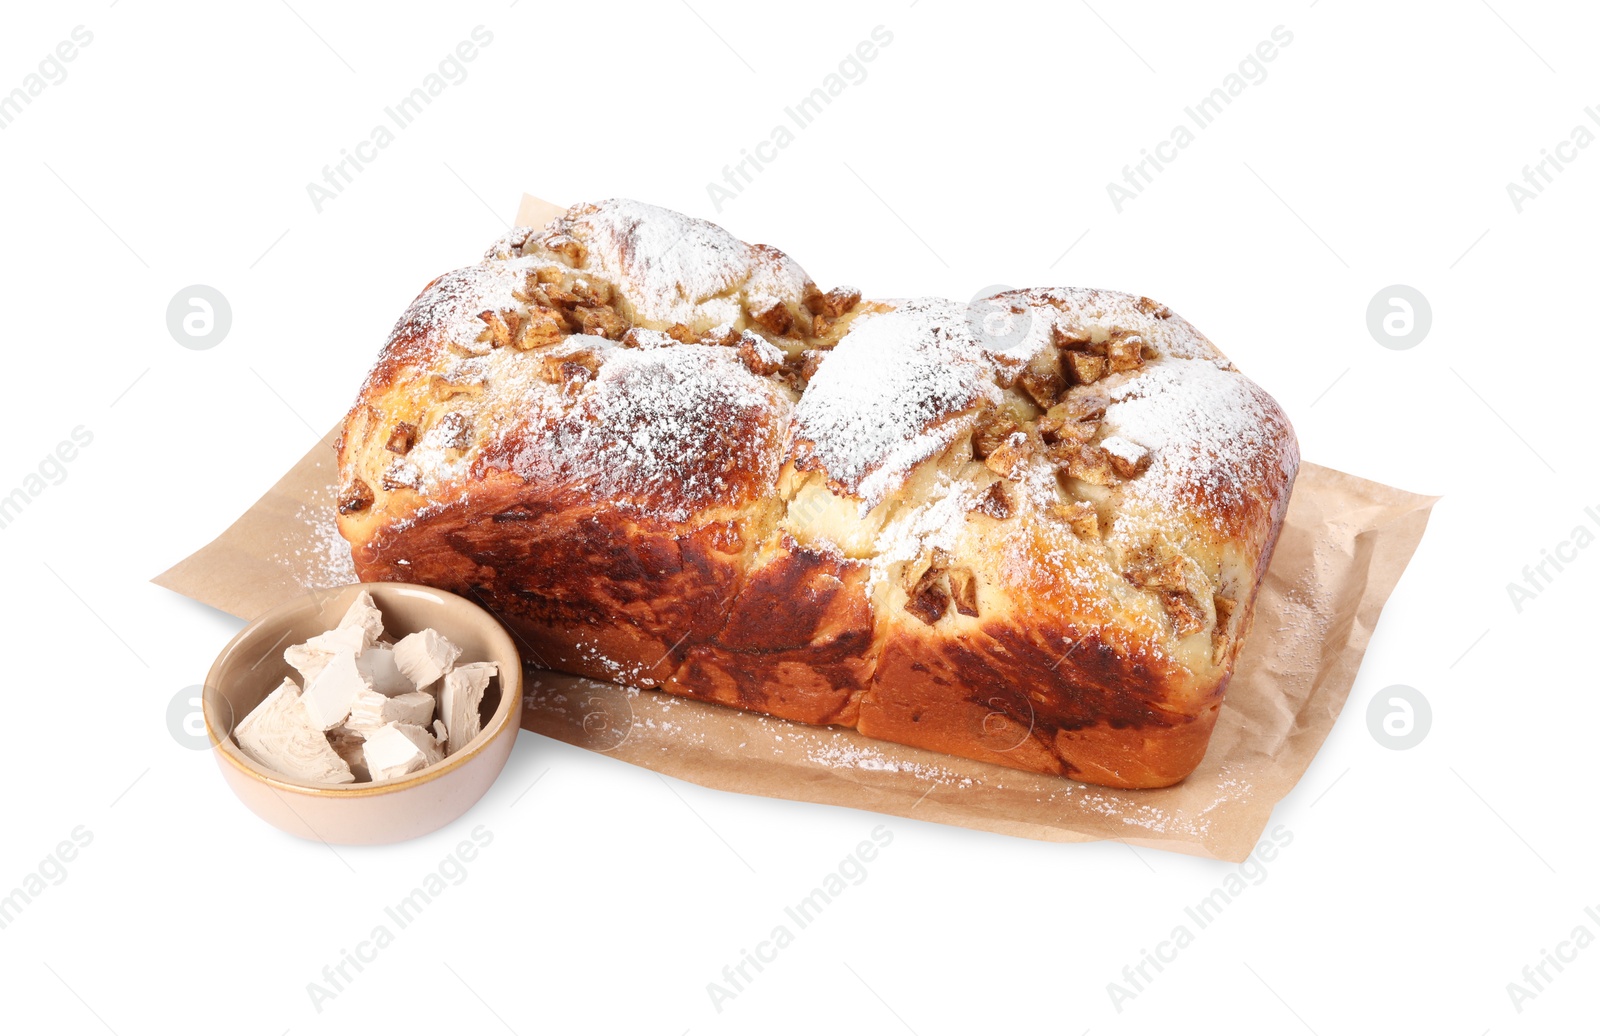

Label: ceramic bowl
[203,582,522,845]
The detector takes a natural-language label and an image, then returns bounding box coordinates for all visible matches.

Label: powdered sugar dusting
[792,298,999,512]
[508,343,789,521]
[279,501,357,590]
[1101,357,1287,528]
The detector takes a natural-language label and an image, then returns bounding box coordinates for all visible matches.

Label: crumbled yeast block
[250,595,491,786]
[362,722,444,781]
[354,644,415,696]
[439,662,497,753]
[347,688,436,731]
[393,629,462,689]
[235,678,355,785]
[327,728,372,782]
[301,650,371,731]
[284,624,366,684]
[336,590,385,648]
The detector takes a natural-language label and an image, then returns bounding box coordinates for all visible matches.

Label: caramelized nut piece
[737,333,782,376]
[948,567,980,617]
[1163,592,1207,637]
[701,325,741,348]
[572,304,627,340]
[540,348,603,388]
[984,432,1031,480]
[337,478,374,515]
[665,323,697,344]
[1017,352,1066,408]
[904,567,951,626]
[540,232,587,265]
[799,348,828,382]
[811,313,835,337]
[381,459,421,492]
[1212,595,1236,664]
[1052,499,1099,538]
[749,298,793,336]
[1100,435,1151,478]
[974,480,1012,519]
[1052,324,1094,351]
[1065,351,1107,385]
[1106,334,1145,373]
[1122,543,1188,592]
[385,422,417,455]
[1056,387,1109,423]
[1136,296,1172,319]
[971,411,1022,461]
[804,285,861,318]
[515,307,568,350]
[435,412,471,451]
[429,374,482,401]
[557,361,596,392]
[475,309,517,350]
[1061,443,1116,486]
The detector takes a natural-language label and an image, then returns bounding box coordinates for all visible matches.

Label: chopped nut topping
[1101,435,1151,478]
[1122,542,1189,592]
[435,412,471,451]
[948,567,980,617]
[429,374,482,401]
[901,549,956,626]
[984,432,1032,480]
[1038,405,1098,445]
[1052,324,1094,351]
[749,298,793,336]
[572,303,628,339]
[1122,540,1214,637]
[737,334,782,376]
[541,232,587,265]
[558,361,595,391]
[1059,443,1117,486]
[381,459,421,492]
[1056,387,1109,423]
[904,565,952,626]
[337,478,374,515]
[799,348,828,382]
[1136,296,1172,319]
[1212,595,1236,663]
[1065,351,1107,385]
[974,480,1012,519]
[1052,499,1099,538]
[804,285,861,318]
[475,309,517,350]
[665,323,697,344]
[971,410,1022,461]
[534,265,564,285]
[1163,592,1207,637]
[811,313,835,337]
[700,325,741,348]
[1106,334,1145,373]
[1017,353,1066,409]
[514,307,568,350]
[385,422,417,455]
[538,348,603,394]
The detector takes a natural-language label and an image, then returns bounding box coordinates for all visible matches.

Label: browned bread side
[336,199,1298,789]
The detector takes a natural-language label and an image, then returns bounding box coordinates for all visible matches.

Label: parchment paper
[154,196,1436,861]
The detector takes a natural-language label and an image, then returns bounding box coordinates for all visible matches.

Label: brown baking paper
[154,196,1436,861]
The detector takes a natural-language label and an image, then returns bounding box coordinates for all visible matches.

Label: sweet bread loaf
[335,199,1298,789]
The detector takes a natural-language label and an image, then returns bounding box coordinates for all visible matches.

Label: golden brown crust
[338,199,1299,790]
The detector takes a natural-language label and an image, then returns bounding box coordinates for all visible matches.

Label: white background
[1,0,1594,1032]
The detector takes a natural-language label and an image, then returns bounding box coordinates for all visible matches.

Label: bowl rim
[204,581,522,798]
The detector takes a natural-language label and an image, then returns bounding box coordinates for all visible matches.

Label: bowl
[203,582,522,845]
